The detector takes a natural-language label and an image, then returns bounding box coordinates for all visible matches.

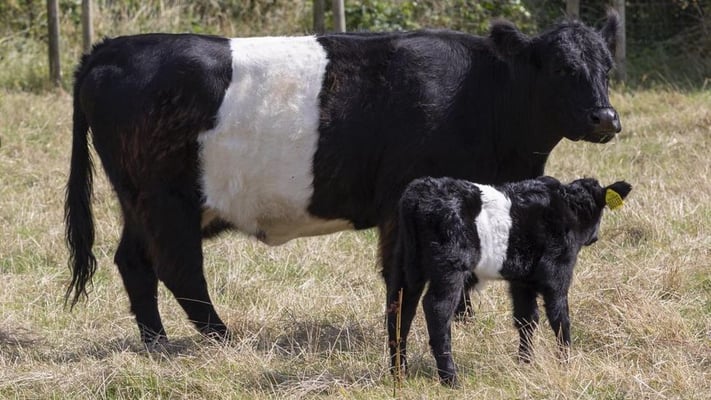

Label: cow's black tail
[64,58,96,308]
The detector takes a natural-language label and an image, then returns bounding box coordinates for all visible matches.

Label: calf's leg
[542,290,571,361]
[509,282,539,362]
[139,188,228,341]
[380,221,425,377]
[422,273,465,386]
[386,280,425,378]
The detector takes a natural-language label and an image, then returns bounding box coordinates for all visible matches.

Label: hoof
[201,325,232,344]
[439,372,459,388]
[143,335,169,353]
[517,352,534,364]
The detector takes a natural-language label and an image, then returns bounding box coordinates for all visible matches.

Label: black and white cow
[65,14,622,345]
[389,176,632,385]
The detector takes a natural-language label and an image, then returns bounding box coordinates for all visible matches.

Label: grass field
[1,2,710,393]
[1,82,709,399]
[1,7,709,400]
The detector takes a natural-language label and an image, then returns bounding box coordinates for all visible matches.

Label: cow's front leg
[140,188,229,341]
[422,274,464,386]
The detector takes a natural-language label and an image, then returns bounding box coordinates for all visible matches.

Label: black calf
[388,176,632,385]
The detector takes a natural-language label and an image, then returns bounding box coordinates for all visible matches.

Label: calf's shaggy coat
[388,176,632,385]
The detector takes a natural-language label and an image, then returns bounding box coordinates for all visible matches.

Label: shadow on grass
[0,327,42,361]
[0,327,39,346]
[238,318,451,395]
[257,368,383,397]
[252,352,442,396]
[252,319,375,356]
[235,318,388,395]
[44,317,379,362]
[49,335,204,364]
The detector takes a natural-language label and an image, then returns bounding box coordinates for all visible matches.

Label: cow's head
[562,178,632,246]
[491,12,622,144]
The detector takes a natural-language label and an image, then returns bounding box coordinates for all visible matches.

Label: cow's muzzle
[583,107,621,143]
[589,107,621,134]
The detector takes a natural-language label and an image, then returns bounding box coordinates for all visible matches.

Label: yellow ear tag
[605,189,624,210]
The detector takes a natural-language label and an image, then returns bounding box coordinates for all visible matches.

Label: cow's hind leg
[140,188,228,341]
[114,222,166,346]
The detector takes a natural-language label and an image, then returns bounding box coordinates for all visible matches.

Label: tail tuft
[64,59,97,308]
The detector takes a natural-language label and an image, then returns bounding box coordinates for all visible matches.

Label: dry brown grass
[1,3,710,395]
[1,83,709,399]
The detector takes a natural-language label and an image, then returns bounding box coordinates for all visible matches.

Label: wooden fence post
[613,0,627,82]
[333,0,346,32]
[82,0,93,53]
[47,0,61,86]
[313,0,325,34]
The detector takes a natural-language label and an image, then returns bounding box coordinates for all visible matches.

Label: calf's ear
[600,9,620,55]
[607,181,632,200]
[605,181,632,210]
[490,20,531,58]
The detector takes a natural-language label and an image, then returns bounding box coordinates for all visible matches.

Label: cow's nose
[589,108,621,133]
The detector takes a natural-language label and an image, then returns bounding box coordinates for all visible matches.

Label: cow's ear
[490,20,531,57]
[600,9,620,55]
[606,181,632,200]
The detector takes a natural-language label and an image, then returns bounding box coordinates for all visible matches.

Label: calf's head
[562,178,632,246]
[491,12,622,144]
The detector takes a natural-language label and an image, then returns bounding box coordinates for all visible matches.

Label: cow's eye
[554,66,576,77]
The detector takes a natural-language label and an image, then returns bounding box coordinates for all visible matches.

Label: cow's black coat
[389,176,632,385]
[66,15,622,345]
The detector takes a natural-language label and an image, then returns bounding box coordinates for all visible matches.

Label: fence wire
[527,0,706,49]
